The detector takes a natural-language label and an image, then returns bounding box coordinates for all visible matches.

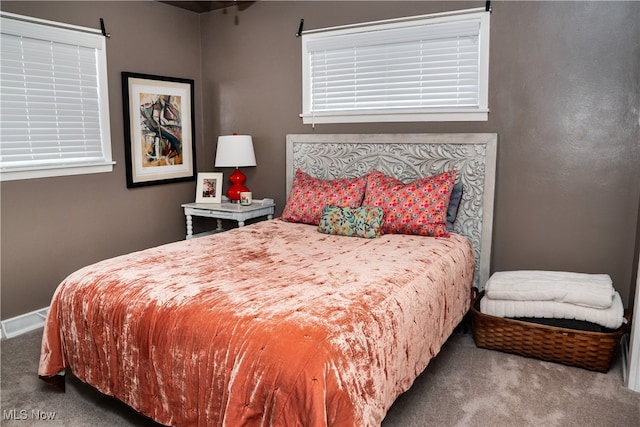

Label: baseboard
[1,307,49,339]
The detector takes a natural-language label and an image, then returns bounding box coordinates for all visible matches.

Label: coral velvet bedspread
[39,220,475,426]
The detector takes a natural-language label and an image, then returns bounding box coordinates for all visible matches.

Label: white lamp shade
[214,135,257,167]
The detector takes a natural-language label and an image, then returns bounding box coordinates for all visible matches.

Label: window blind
[301,9,490,124]
[0,13,113,180]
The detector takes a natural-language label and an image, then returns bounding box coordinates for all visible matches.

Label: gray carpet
[1,327,639,426]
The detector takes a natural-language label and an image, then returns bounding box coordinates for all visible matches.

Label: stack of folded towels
[480,270,625,330]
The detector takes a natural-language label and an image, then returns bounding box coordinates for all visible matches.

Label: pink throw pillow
[362,169,457,237]
[281,169,367,225]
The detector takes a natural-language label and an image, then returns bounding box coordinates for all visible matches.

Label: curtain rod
[100,18,111,38]
[296,18,304,38]
[0,11,109,38]
[296,6,486,37]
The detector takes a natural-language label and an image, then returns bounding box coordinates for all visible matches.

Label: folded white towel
[480,291,625,329]
[485,270,615,309]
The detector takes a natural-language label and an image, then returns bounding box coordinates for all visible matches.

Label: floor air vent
[1,307,49,339]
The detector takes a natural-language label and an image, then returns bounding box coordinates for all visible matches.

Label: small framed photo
[195,172,223,203]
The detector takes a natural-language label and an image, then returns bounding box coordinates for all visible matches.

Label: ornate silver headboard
[285,133,498,289]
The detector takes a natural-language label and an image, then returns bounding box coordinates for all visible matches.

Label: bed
[39,133,497,426]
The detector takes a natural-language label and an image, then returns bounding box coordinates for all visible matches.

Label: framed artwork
[122,72,196,188]
[195,172,223,203]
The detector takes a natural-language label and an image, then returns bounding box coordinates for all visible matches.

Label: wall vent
[1,307,49,339]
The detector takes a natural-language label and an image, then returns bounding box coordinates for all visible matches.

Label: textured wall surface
[1,1,639,319]
[200,1,640,305]
[0,1,204,318]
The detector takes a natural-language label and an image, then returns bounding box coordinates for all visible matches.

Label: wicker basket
[470,291,630,372]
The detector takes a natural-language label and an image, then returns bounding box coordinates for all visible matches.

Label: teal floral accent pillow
[317,205,384,239]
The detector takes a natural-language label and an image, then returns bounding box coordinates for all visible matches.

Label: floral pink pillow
[362,169,457,237]
[281,169,367,225]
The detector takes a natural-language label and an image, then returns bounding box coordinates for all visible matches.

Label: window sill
[0,162,115,182]
[300,109,489,124]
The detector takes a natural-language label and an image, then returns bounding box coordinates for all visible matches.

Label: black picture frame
[122,72,196,188]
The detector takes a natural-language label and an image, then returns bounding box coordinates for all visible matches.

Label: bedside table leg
[238,220,245,227]
[217,219,223,231]
[186,214,193,240]
[268,214,273,220]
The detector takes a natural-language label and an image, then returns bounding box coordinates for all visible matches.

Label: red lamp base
[226,168,249,202]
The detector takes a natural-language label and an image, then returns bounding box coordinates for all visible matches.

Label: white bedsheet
[480,291,625,329]
[484,270,615,309]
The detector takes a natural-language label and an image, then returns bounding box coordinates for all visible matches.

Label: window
[300,8,490,125]
[0,12,113,181]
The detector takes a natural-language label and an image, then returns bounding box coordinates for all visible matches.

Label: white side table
[181,199,275,239]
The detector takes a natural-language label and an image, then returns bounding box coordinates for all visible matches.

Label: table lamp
[214,134,257,202]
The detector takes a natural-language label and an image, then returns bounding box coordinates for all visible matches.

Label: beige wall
[1,1,639,320]
[0,1,204,318]
[200,1,640,306]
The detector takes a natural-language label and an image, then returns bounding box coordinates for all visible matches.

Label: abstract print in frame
[122,72,196,188]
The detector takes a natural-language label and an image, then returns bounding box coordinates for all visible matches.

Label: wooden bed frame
[286,133,498,289]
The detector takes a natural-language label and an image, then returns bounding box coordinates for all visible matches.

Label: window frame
[0,12,113,182]
[300,8,490,125]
